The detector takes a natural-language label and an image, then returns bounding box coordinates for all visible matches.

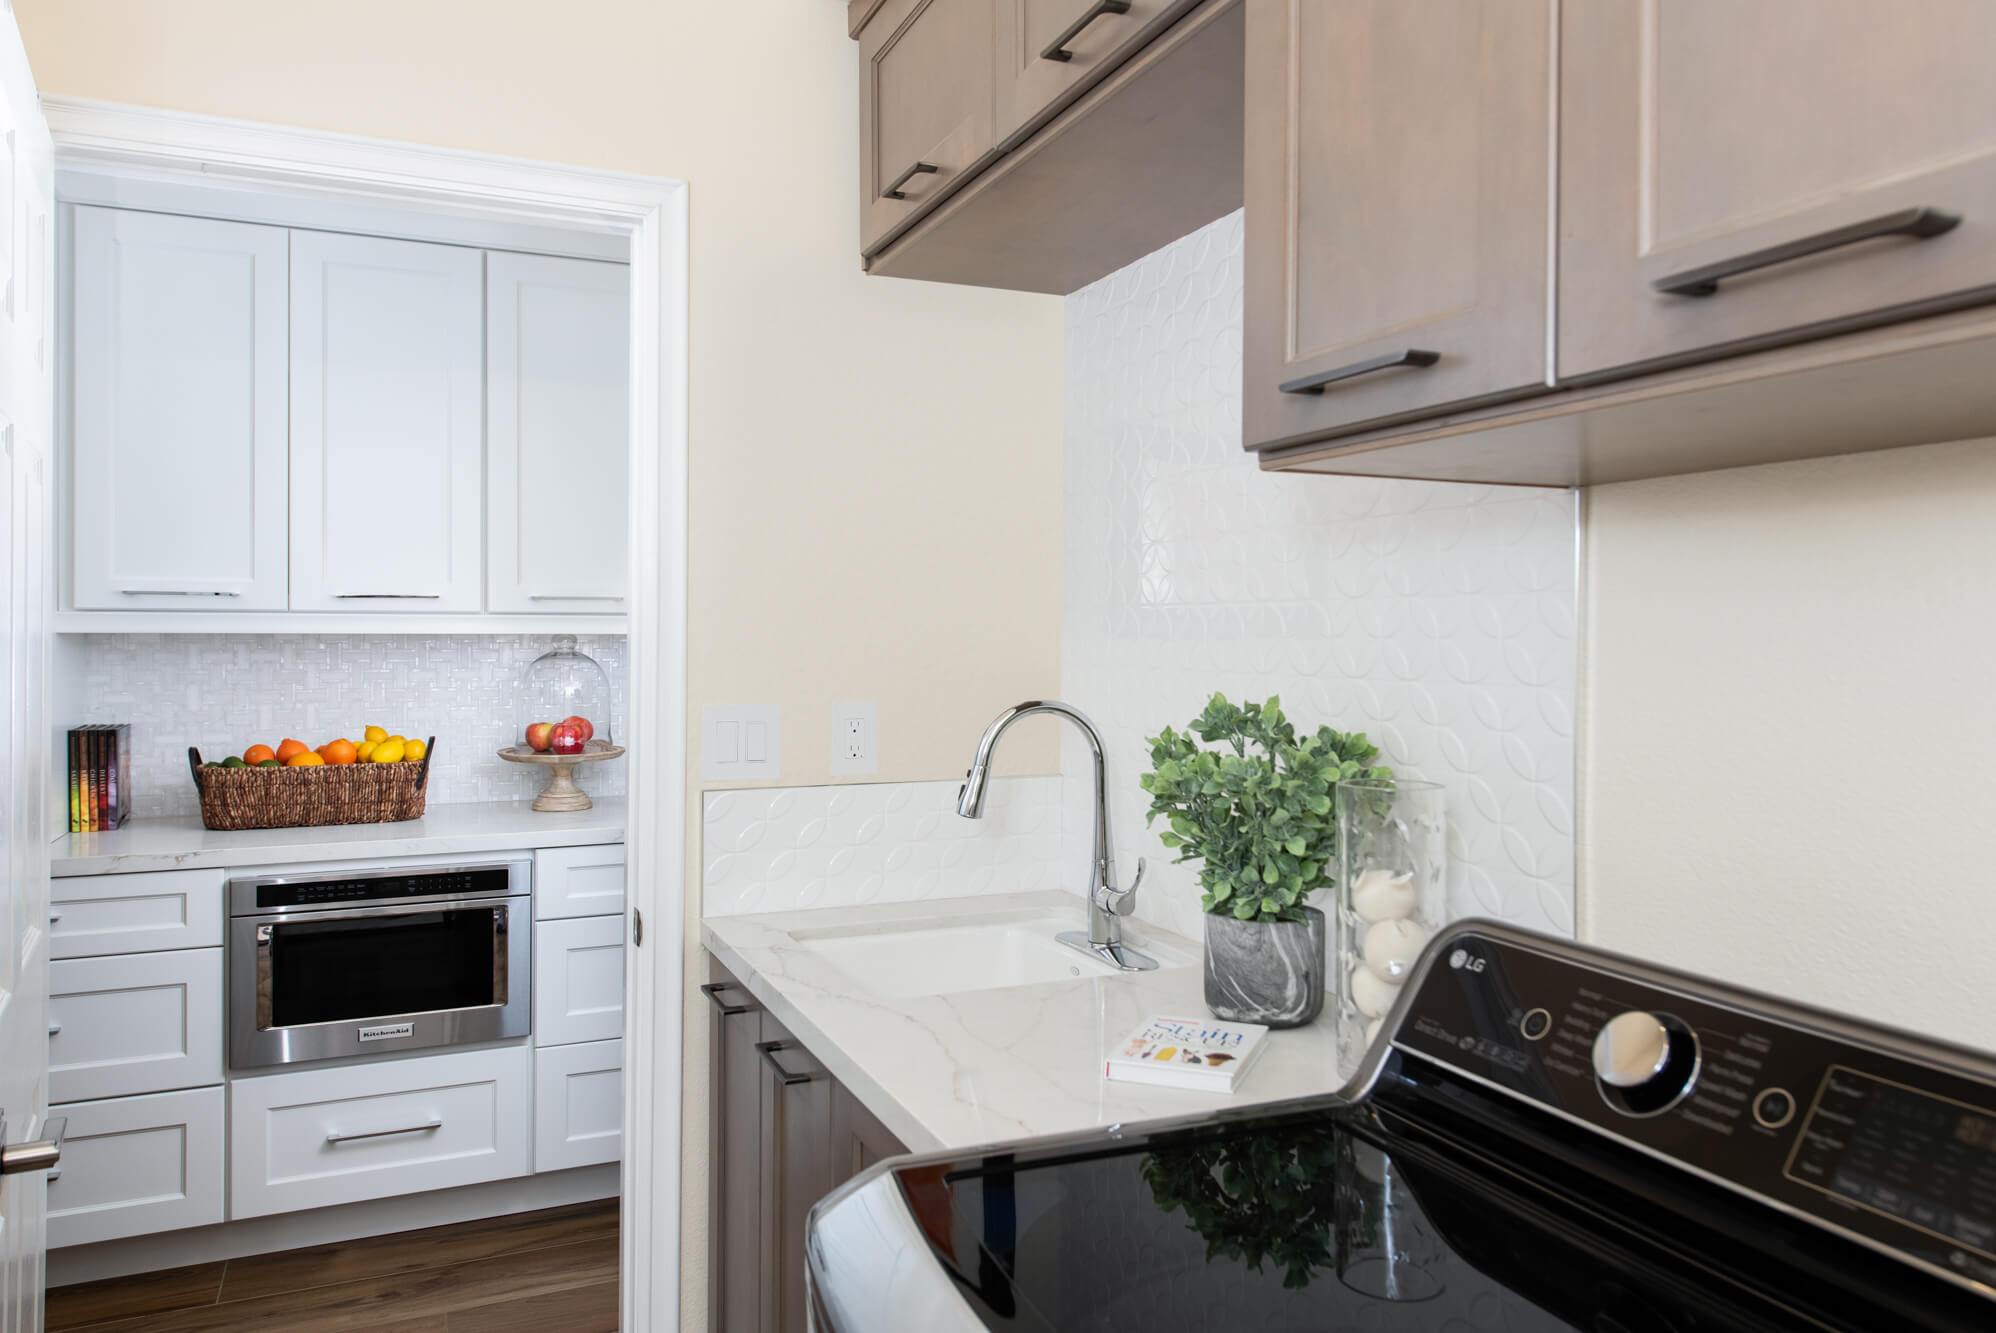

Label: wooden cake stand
[497,739,626,811]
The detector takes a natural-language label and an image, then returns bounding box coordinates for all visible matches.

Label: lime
[257,758,284,768]
[221,755,248,769]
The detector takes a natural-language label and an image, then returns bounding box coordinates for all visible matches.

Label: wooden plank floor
[45,1199,619,1333]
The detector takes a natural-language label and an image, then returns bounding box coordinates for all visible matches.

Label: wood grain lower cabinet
[1241,0,1553,454]
[707,955,909,1333]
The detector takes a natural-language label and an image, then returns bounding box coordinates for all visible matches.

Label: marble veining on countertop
[702,891,1349,1156]
[52,797,626,877]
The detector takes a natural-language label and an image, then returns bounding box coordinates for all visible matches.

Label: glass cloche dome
[515,636,614,753]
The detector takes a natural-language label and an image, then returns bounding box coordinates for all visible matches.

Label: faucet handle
[1099,857,1145,916]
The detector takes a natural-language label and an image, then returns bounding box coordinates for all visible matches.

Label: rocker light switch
[703,705,780,781]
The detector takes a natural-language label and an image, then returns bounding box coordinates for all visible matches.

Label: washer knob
[1592,1010,1700,1116]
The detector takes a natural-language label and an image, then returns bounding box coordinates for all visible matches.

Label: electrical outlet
[830,701,877,776]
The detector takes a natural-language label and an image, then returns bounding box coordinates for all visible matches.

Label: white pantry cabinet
[486,253,630,614]
[68,207,289,610]
[534,914,627,1048]
[46,1086,226,1248]
[48,947,223,1103]
[288,232,485,612]
[533,1037,624,1172]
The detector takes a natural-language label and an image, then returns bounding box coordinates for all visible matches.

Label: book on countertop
[1104,1014,1270,1093]
[67,723,131,833]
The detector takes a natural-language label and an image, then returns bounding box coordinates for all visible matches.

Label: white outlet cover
[830,701,877,776]
[703,704,781,781]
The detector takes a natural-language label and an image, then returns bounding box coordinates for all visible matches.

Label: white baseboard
[46,1164,619,1288]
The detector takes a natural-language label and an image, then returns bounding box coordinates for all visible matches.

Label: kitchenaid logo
[1450,949,1486,973]
[358,1022,415,1042]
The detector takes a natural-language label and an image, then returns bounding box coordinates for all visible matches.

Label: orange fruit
[323,738,358,766]
[274,738,308,762]
[243,744,275,767]
[285,751,325,767]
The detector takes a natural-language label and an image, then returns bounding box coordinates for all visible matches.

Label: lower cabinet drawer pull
[756,1040,821,1087]
[700,981,754,1016]
[1279,349,1441,395]
[47,1021,60,1037]
[325,1119,444,1145]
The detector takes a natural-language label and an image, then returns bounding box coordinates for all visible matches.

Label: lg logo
[1449,948,1486,973]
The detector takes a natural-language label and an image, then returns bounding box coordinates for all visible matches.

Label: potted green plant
[1142,694,1388,1027]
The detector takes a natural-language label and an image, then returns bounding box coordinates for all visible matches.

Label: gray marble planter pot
[1203,907,1327,1028]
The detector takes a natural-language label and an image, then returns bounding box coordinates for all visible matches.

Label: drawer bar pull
[46,1021,59,1037]
[528,594,626,602]
[1041,0,1131,61]
[882,160,939,201]
[1279,348,1440,395]
[47,910,59,923]
[1653,206,1961,298]
[700,981,754,1016]
[119,588,241,597]
[334,593,442,600]
[326,1119,444,1145]
[756,1040,822,1087]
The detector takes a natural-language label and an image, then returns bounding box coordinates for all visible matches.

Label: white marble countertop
[702,891,1348,1156]
[52,797,626,877]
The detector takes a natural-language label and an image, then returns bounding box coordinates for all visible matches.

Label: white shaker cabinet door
[485,252,629,614]
[289,231,483,612]
[69,207,289,610]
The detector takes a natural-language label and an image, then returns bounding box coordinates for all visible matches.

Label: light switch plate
[702,704,780,781]
[830,701,877,776]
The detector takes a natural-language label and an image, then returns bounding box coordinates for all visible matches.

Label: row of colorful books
[69,723,131,833]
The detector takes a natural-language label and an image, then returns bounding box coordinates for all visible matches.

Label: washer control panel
[1393,930,1996,1292]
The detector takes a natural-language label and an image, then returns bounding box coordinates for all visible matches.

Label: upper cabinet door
[1560,1,1996,384]
[995,0,1188,138]
[486,253,629,615]
[70,208,289,610]
[1242,0,1553,454]
[859,0,997,254]
[289,232,483,612]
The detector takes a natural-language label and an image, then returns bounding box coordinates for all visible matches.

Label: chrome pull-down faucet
[956,700,1158,972]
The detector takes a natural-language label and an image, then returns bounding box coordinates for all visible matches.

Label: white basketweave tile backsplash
[1061,210,1578,941]
[67,634,627,819]
[703,777,1066,917]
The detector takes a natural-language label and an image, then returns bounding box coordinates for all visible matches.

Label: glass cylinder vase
[1335,778,1446,1078]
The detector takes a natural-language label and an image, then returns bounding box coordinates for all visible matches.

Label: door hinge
[633,908,644,947]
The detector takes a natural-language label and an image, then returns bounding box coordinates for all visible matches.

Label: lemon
[403,738,428,762]
[355,740,377,762]
[373,738,405,764]
[364,725,388,744]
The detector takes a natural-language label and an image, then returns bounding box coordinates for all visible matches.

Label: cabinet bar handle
[1653,206,1961,298]
[757,1040,821,1087]
[334,593,442,600]
[882,160,939,201]
[1279,349,1440,395]
[46,1021,59,1037]
[326,1119,443,1145]
[118,589,240,597]
[529,594,626,603]
[47,910,60,923]
[700,981,754,1016]
[1040,0,1132,61]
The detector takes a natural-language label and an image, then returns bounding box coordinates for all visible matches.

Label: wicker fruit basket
[186,738,436,831]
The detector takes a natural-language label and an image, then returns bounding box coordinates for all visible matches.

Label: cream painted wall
[15,2,1064,1324]
[1583,437,1996,1055]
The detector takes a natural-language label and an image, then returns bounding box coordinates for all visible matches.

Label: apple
[560,715,594,743]
[550,722,585,756]
[525,721,555,753]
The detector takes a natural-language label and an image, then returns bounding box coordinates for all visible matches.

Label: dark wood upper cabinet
[1242,0,1554,454]
[1558,0,1996,386]
[995,0,1194,139]
[859,0,999,255]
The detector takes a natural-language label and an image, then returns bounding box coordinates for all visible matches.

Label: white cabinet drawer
[533,843,627,921]
[534,915,625,1047]
[50,948,223,1103]
[230,1045,530,1219]
[533,1037,623,1173]
[51,869,225,958]
[48,1087,225,1249]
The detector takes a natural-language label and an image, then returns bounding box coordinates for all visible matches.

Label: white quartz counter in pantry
[702,891,1348,1155]
[52,796,626,876]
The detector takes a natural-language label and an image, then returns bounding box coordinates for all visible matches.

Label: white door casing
[0,9,57,1329]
